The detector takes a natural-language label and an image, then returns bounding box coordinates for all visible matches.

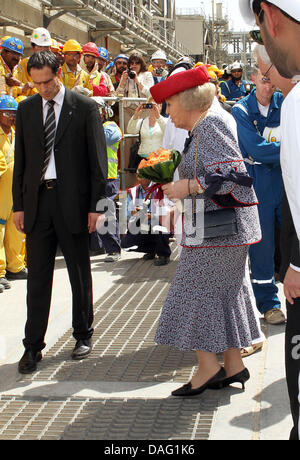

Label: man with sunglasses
[220,61,247,101]
[232,64,285,327]
[0,95,26,293]
[239,0,300,441]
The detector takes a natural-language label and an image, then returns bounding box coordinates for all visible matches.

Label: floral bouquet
[137,148,181,199]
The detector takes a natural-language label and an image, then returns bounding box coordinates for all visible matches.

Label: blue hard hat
[0,37,24,55]
[98,47,108,61]
[166,60,173,65]
[0,95,18,111]
[114,54,129,63]
[105,61,114,72]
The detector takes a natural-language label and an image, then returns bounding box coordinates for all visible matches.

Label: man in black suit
[13,51,108,373]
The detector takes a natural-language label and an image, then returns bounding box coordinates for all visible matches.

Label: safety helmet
[193,62,204,69]
[15,95,27,104]
[207,64,224,78]
[0,37,24,55]
[229,61,244,73]
[63,39,82,54]
[98,47,108,61]
[31,27,52,47]
[82,42,100,58]
[114,54,129,63]
[166,60,173,65]
[151,50,167,61]
[91,96,114,119]
[0,36,11,46]
[0,95,18,111]
[50,39,61,53]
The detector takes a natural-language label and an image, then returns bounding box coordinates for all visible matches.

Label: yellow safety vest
[103,121,122,179]
[61,63,93,92]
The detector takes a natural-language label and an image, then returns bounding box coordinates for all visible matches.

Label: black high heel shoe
[171,367,226,397]
[209,367,250,390]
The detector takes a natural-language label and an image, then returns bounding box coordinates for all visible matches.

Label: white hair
[252,44,272,66]
[177,82,216,112]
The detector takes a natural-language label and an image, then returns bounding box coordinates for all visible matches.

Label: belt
[43,179,57,190]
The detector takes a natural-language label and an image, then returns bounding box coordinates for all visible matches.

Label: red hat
[82,42,100,58]
[150,66,210,103]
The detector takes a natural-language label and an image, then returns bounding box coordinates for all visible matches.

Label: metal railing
[103,96,148,189]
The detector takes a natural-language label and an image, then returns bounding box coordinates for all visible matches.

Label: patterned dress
[155,110,264,353]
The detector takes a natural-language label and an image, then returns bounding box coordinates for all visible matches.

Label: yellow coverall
[0,55,23,98]
[0,126,26,277]
[15,57,38,96]
[60,63,93,93]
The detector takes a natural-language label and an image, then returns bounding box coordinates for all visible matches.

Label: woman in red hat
[151,67,264,397]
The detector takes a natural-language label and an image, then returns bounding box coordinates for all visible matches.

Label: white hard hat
[230,61,244,72]
[31,27,52,47]
[151,50,167,61]
[239,0,300,26]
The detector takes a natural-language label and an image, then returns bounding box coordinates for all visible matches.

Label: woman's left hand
[162,180,189,200]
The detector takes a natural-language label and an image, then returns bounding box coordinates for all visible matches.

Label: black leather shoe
[18,350,42,374]
[154,256,170,266]
[71,339,92,360]
[172,367,226,397]
[209,367,250,390]
[6,268,28,280]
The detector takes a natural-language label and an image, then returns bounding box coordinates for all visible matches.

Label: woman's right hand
[133,104,144,119]
[119,70,128,88]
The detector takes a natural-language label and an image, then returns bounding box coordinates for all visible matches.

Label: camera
[155,67,163,75]
[127,70,136,79]
[142,103,153,109]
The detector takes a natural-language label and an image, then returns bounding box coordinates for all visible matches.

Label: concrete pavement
[0,245,293,440]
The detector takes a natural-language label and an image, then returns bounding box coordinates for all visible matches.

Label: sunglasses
[249,30,264,45]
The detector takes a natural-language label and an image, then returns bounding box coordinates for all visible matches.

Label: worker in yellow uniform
[61,40,93,96]
[0,37,25,98]
[0,95,27,293]
[16,27,52,96]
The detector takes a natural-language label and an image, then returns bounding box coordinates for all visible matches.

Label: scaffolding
[0,0,191,60]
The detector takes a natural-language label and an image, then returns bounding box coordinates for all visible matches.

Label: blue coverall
[220,79,248,101]
[232,90,284,314]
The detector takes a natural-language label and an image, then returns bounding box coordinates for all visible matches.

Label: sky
[175,0,252,31]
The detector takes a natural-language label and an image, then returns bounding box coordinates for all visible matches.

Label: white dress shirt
[42,84,65,179]
[280,82,300,269]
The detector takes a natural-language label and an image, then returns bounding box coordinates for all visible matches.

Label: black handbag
[128,119,144,171]
[188,133,238,240]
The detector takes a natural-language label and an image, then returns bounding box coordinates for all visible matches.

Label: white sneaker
[104,253,121,263]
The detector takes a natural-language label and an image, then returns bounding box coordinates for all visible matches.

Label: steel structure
[0,0,191,60]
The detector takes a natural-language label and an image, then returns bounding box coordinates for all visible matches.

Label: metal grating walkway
[0,245,220,440]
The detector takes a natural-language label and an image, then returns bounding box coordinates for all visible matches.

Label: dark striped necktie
[41,99,56,182]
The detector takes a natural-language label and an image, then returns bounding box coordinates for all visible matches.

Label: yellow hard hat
[208,70,218,80]
[15,95,27,104]
[0,35,11,46]
[207,64,224,78]
[63,39,82,54]
[51,38,61,52]
[193,61,204,68]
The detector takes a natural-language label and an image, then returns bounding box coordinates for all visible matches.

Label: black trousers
[24,184,94,352]
[121,231,171,258]
[285,298,300,440]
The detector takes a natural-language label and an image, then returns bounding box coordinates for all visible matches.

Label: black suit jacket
[280,189,300,282]
[13,88,108,234]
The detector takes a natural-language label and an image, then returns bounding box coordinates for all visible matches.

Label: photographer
[121,176,171,266]
[151,50,168,84]
[116,53,154,167]
[127,102,167,159]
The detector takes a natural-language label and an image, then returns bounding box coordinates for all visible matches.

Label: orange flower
[137,149,172,169]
